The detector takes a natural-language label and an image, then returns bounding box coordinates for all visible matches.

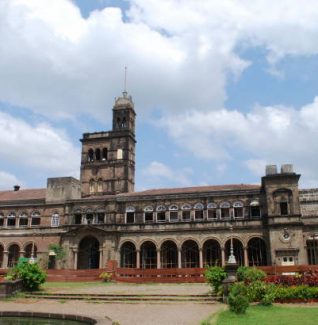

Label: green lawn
[214,305,318,325]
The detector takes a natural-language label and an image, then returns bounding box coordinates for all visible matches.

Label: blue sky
[1,0,318,190]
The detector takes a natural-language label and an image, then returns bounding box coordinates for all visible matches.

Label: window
[0,213,4,227]
[117,148,123,160]
[89,179,95,194]
[220,202,230,219]
[207,203,218,220]
[74,213,82,224]
[181,204,192,221]
[31,211,41,226]
[233,201,244,219]
[95,148,101,160]
[97,213,104,224]
[102,148,108,160]
[250,201,261,218]
[280,202,288,215]
[156,205,166,222]
[194,203,204,221]
[7,212,16,227]
[126,207,135,224]
[19,213,28,227]
[144,206,154,223]
[97,179,103,193]
[51,213,60,227]
[169,205,179,222]
[88,148,94,162]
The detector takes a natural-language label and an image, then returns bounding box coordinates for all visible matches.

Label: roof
[0,188,46,202]
[119,184,261,198]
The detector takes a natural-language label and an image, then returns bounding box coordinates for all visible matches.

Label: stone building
[0,92,318,270]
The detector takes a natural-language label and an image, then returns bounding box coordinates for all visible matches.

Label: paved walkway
[0,299,223,325]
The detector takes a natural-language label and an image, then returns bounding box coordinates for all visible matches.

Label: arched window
[19,212,28,227]
[250,200,261,218]
[233,201,244,219]
[169,205,178,222]
[207,203,218,220]
[126,206,135,224]
[203,239,221,266]
[102,148,108,160]
[88,148,94,162]
[74,209,82,225]
[7,212,16,227]
[120,242,136,268]
[144,206,154,223]
[31,211,41,226]
[181,204,191,221]
[0,213,4,227]
[141,241,157,269]
[247,238,267,266]
[117,117,121,128]
[225,238,244,266]
[24,243,38,258]
[85,209,94,224]
[97,179,103,193]
[117,148,123,160]
[89,179,95,194]
[161,241,178,268]
[8,244,20,267]
[194,203,204,221]
[51,213,60,227]
[95,148,101,161]
[156,205,166,222]
[181,240,199,268]
[220,202,231,219]
[96,207,105,224]
[121,117,127,128]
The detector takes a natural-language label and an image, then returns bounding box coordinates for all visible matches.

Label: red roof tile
[0,188,46,202]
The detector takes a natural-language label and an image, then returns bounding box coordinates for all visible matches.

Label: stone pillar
[3,251,8,269]
[178,248,182,268]
[221,248,225,266]
[99,249,103,269]
[19,250,25,258]
[157,249,161,269]
[136,249,140,269]
[199,248,203,268]
[244,247,249,266]
[73,249,78,270]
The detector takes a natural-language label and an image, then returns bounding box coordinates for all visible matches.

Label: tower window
[117,117,121,128]
[102,148,108,160]
[89,180,96,193]
[95,148,101,161]
[280,202,288,215]
[88,149,94,162]
[97,179,103,193]
[121,117,127,128]
[117,148,123,160]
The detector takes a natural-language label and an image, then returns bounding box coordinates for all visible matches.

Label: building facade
[0,92,318,270]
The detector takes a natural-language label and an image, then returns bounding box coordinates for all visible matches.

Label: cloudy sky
[1,0,318,191]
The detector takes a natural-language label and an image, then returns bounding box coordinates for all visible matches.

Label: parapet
[46,177,81,203]
[265,164,295,176]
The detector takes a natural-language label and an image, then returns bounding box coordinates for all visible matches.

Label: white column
[244,247,249,266]
[178,248,182,268]
[73,249,78,269]
[157,249,161,269]
[199,248,203,268]
[136,249,140,269]
[99,249,103,269]
[3,251,8,269]
[221,248,225,266]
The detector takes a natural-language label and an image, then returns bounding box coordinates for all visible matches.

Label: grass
[214,305,318,325]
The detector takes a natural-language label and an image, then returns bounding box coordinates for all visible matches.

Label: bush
[228,282,249,314]
[204,266,227,293]
[99,271,112,282]
[237,266,266,283]
[9,261,46,291]
[261,292,276,306]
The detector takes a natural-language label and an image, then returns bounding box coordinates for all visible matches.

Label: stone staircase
[25,292,218,303]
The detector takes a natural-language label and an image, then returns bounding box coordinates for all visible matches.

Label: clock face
[283,233,290,240]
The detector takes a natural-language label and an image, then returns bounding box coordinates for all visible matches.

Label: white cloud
[161,97,318,187]
[141,161,192,188]
[0,112,80,176]
[0,171,24,190]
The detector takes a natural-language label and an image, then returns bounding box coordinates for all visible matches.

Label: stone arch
[120,241,136,268]
[160,240,178,268]
[247,237,268,266]
[225,238,244,266]
[181,240,199,268]
[24,242,38,258]
[140,241,157,269]
[202,239,222,266]
[138,238,158,251]
[180,237,201,250]
[158,238,179,250]
[8,243,20,268]
[77,236,100,269]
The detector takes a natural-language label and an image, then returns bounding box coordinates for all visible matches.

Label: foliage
[237,266,266,283]
[228,282,249,314]
[99,271,112,282]
[265,270,318,287]
[204,266,227,293]
[8,261,46,291]
[48,243,66,261]
[260,292,276,306]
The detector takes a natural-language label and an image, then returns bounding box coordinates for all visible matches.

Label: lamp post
[227,225,237,264]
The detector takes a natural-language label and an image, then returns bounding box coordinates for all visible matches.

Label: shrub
[261,292,276,306]
[204,266,227,293]
[237,266,266,283]
[228,282,249,314]
[9,261,47,291]
[99,271,112,282]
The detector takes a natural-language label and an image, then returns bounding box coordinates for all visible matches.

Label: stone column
[73,249,78,270]
[157,249,161,269]
[244,247,249,266]
[178,248,182,269]
[221,248,225,266]
[20,250,25,258]
[99,249,103,269]
[199,248,203,268]
[136,249,140,269]
[3,251,8,269]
